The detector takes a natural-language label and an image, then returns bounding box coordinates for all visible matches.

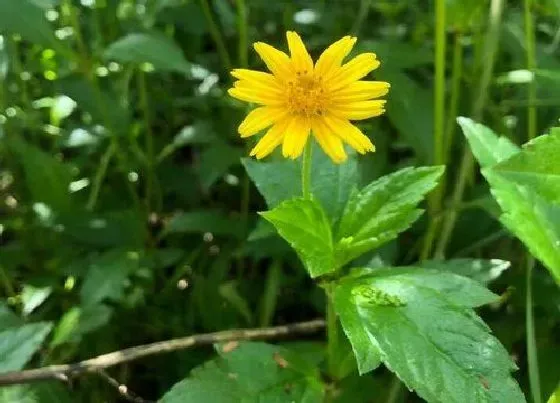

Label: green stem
[235,0,248,67]
[200,0,233,71]
[526,256,542,403]
[0,266,15,298]
[86,141,116,211]
[434,0,505,258]
[301,142,313,199]
[137,70,159,213]
[444,32,464,161]
[326,289,338,378]
[524,0,537,141]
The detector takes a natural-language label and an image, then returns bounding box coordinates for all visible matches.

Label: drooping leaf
[50,304,112,347]
[159,342,324,402]
[493,128,560,204]
[80,250,140,307]
[104,32,191,75]
[333,268,525,402]
[0,322,53,372]
[458,117,520,168]
[260,197,334,278]
[242,142,359,221]
[335,166,444,268]
[420,258,511,284]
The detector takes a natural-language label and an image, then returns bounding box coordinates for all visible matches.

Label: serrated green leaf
[242,142,358,221]
[159,342,324,402]
[333,269,525,402]
[104,32,190,75]
[0,322,52,372]
[493,129,560,204]
[484,171,560,284]
[458,117,520,168]
[261,197,334,278]
[80,250,140,307]
[420,258,511,284]
[335,166,444,268]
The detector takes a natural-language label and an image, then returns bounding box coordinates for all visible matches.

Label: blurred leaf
[420,258,511,285]
[21,285,52,316]
[80,250,140,307]
[357,41,432,70]
[57,75,129,134]
[104,32,191,75]
[164,210,242,238]
[261,197,334,278]
[0,0,67,52]
[458,117,520,168]
[58,209,147,248]
[0,383,72,403]
[333,269,524,402]
[381,71,434,163]
[335,166,444,268]
[197,143,243,190]
[243,142,359,221]
[447,0,486,30]
[259,261,281,327]
[51,304,112,347]
[0,38,8,80]
[0,322,52,371]
[159,342,324,402]
[0,303,21,331]
[219,281,252,324]
[5,135,73,211]
[493,129,560,205]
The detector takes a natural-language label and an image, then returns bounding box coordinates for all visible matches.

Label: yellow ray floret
[228,31,390,163]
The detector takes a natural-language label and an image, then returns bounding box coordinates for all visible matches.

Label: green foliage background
[0,0,559,402]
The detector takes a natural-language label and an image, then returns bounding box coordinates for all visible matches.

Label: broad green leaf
[104,32,191,75]
[57,75,129,134]
[261,197,334,278]
[0,383,72,403]
[0,303,21,331]
[0,322,52,372]
[242,142,358,221]
[335,166,444,268]
[0,0,68,53]
[484,171,560,284]
[458,117,520,168]
[333,269,525,402]
[5,136,73,211]
[159,342,324,402]
[493,129,560,204]
[420,258,511,284]
[163,209,242,238]
[50,304,112,347]
[21,285,52,316]
[80,250,140,307]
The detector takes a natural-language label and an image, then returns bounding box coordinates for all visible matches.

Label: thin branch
[95,370,154,403]
[0,319,325,386]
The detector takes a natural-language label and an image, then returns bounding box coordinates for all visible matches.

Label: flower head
[229,32,389,163]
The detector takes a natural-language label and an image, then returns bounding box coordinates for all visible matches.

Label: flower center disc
[286,74,327,117]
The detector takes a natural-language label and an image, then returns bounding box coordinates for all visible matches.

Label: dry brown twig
[0,319,325,387]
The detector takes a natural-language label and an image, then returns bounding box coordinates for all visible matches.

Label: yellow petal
[233,79,283,97]
[253,42,294,81]
[322,114,375,154]
[327,53,380,91]
[312,118,347,163]
[238,107,287,138]
[314,36,356,80]
[330,81,390,103]
[228,87,283,105]
[282,116,311,159]
[286,31,313,74]
[231,69,282,90]
[329,100,386,120]
[250,118,291,159]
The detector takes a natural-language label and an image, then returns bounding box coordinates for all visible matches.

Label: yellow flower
[228,31,390,163]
